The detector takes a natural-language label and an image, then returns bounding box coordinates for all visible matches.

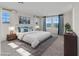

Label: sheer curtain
[46,16,59,34]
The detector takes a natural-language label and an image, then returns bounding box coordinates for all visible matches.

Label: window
[2,10,11,23]
[52,16,59,28]
[46,16,59,31]
[46,17,52,28]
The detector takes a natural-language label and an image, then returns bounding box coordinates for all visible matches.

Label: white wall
[64,9,73,32]
[0,8,2,54]
[72,6,79,56]
[0,8,2,41]
[33,16,42,31]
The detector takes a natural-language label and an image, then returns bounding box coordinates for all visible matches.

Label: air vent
[18,2,24,4]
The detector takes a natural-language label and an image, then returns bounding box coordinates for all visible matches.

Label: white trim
[72,8,75,31]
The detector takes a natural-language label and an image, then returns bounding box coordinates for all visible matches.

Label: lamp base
[10,31,14,35]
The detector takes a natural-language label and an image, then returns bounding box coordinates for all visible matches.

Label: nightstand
[7,34,17,41]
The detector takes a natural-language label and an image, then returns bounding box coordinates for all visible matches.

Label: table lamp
[9,26,15,34]
[35,25,40,31]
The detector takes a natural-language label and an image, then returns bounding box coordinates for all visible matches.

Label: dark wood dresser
[64,33,77,56]
[7,34,17,41]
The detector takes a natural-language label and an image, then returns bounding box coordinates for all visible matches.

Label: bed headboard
[18,26,28,32]
[16,25,33,33]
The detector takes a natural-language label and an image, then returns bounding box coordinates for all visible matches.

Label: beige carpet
[1,35,64,56]
[42,35,64,56]
[1,36,57,56]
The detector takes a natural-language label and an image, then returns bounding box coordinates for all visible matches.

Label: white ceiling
[0,2,79,16]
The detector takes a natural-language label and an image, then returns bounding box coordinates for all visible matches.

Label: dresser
[64,33,77,56]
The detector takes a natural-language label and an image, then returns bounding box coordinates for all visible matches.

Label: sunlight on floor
[8,43,19,48]
[16,48,31,56]
[8,42,32,56]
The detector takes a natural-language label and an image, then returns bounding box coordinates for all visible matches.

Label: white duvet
[17,31,51,48]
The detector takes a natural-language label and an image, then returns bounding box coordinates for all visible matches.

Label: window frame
[2,9,11,24]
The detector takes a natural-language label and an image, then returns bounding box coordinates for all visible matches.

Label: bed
[17,31,52,48]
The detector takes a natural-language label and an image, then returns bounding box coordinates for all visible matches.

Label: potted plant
[65,23,73,33]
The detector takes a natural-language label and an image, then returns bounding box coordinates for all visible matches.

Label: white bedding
[17,31,51,48]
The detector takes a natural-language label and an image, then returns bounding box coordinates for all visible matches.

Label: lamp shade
[35,25,40,29]
[9,26,15,31]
